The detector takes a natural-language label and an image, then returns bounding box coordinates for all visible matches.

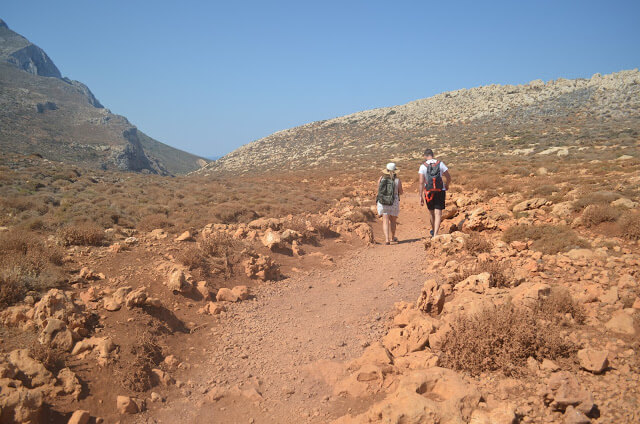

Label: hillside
[0,19,207,175]
[198,70,640,175]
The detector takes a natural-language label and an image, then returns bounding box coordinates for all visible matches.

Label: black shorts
[426,191,446,210]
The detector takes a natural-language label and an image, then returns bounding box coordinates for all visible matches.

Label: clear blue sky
[3,0,640,157]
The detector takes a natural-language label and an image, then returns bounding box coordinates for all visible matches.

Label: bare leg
[433,209,443,236]
[390,216,398,241]
[428,209,435,235]
[382,214,390,243]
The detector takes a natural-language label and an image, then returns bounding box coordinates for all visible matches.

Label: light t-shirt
[418,160,449,191]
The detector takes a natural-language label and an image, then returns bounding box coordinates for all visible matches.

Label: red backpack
[423,160,443,202]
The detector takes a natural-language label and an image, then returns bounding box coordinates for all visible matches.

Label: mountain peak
[0,19,8,29]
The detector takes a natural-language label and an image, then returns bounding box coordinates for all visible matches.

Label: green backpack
[377,175,395,205]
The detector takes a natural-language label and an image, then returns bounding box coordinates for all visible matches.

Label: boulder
[200,302,226,315]
[333,368,481,424]
[611,197,638,209]
[577,349,608,374]
[604,310,636,336]
[244,254,280,281]
[38,318,75,352]
[116,395,141,414]
[455,273,491,294]
[513,198,547,213]
[260,229,283,250]
[32,289,85,329]
[382,316,436,357]
[545,371,595,415]
[167,270,191,293]
[563,406,590,424]
[7,349,54,388]
[416,279,445,316]
[231,285,250,301]
[175,231,193,242]
[215,288,238,302]
[125,287,148,309]
[0,379,43,424]
[67,410,90,424]
[57,368,82,400]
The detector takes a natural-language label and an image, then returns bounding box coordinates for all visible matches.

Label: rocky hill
[0,19,207,175]
[199,70,640,175]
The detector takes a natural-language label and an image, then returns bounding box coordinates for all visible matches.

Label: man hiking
[418,148,452,237]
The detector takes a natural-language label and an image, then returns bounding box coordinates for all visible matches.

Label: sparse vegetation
[618,211,640,241]
[581,204,621,227]
[535,287,586,325]
[464,232,492,254]
[440,303,576,376]
[503,224,589,254]
[57,222,106,246]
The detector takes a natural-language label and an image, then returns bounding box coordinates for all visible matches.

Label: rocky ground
[1,168,639,423]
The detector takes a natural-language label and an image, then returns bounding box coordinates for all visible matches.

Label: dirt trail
[150,196,432,423]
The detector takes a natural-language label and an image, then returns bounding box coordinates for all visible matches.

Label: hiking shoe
[429,230,434,236]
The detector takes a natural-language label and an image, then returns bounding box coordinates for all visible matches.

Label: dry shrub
[345,208,376,223]
[503,224,589,254]
[440,303,576,376]
[200,231,235,257]
[464,232,492,254]
[535,287,586,325]
[213,204,258,224]
[572,191,620,212]
[475,260,511,288]
[0,276,27,309]
[0,231,65,305]
[137,213,174,232]
[120,336,163,392]
[618,211,640,241]
[176,246,208,272]
[581,204,620,227]
[29,341,67,373]
[57,223,105,246]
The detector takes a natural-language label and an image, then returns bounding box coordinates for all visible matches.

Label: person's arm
[397,179,404,195]
[418,173,425,205]
[443,170,452,190]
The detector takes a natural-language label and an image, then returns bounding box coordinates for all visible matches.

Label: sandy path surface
[149,196,432,423]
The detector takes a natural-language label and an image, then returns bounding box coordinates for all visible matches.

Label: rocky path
[150,196,432,423]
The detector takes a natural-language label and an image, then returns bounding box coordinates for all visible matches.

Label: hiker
[419,148,451,237]
[376,162,403,245]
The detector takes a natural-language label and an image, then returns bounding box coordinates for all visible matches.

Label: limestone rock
[545,371,595,415]
[125,287,148,308]
[604,310,636,336]
[260,229,283,250]
[7,349,54,388]
[67,410,90,424]
[216,288,239,302]
[577,349,608,374]
[175,231,193,242]
[416,279,445,316]
[244,254,280,281]
[167,270,191,293]
[57,367,82,400]
[0,379,44,424]
[455,272,491,294]
[231,285,250,301]
[513,198,547,213]
[116,395,142,414]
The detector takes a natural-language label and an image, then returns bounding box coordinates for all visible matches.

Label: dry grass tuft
[503,224,589,254]
[581,204,620,227]
[440,303,576,376]
[29,341,67,373]
[464,232,492,254]
[535,287,586,325]
[120,336,163,392]
[57,223,106,246]
[618,211,640,241]
[137,213,175,232]
[476,260,511,288]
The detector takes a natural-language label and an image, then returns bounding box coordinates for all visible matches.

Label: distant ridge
[196,70,640,175]
[0,19,207,174]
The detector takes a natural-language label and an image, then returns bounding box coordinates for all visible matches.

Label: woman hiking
[376,163,403,245]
